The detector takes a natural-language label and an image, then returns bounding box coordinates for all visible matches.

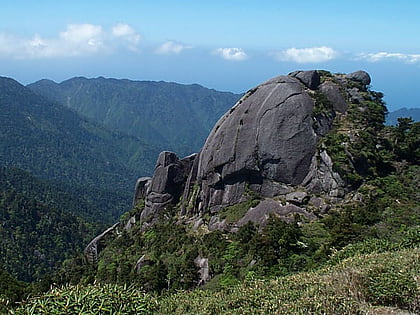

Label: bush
[363,266,417,308]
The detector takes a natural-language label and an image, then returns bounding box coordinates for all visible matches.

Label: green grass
[7,284,157,315]
[9,248,418,314]
[157,248,419,314]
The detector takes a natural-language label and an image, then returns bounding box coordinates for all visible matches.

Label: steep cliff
[133,70,383,230]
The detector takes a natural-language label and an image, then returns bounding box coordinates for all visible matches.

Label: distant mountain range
[386,107,420,125]
[28,77,241,157]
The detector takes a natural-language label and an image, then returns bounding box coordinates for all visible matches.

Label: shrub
[11,283,157,314]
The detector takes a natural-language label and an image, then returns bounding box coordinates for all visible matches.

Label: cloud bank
[155,41,191,55]
[273,46,338,63]
[214,48,248,61]
[357,52,420,63]
[0,23,141,59]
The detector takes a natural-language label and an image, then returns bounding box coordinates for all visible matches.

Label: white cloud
[0,23,141,59]
[357,52,420,63]
[155,41,191,55]
[214,48,248,61]
[112,23,141,51]
[273,46,338,63]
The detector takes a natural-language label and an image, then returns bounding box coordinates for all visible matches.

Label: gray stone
[208,216,228,231]
[236,199,316,229]
[133,177,151,207]
[194,256,210,285]
[348,87,364,104]
[196,75,317,212]
[313,112,335,137]
[84,222,120,264]
[135,70,369,226]
[192,218,204,231]
[124,216,136,231]
[319,81,348,113]
[140,151,196,223]
[286,191,309,205]
[345,70,371,85]
[289,70,320,90]
[302,150,345,199]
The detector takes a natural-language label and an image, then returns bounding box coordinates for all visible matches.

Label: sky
[1,0,420,111]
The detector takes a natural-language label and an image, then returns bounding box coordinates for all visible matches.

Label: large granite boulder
[319,81,348,113]
[289,70,320,90]
[86,70,380,265]
[345,70,371,86]
[195,75,317,212]
[133,177,151,207]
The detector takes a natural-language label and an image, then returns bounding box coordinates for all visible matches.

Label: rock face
[195,75,317,213]
[140,151,196,224]
[345,70,371,85]
[132,70,371,229]
[289,70,320,90]
[84,222,120,264]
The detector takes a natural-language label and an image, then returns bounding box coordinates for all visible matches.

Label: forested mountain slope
[0,168,96,283]
[0,77,161,222]
[28,77,242,156]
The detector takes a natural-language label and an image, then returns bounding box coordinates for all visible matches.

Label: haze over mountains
[386,107,420,125]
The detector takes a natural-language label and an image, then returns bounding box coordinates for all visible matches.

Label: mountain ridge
[28,77,242,157]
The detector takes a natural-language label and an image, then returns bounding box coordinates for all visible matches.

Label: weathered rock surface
[86,70,382,267]
[194,256,210,286]
[236,199,316,228]
[133,177,152,207]
[194,75,317,213]
[345,70,371,86]
[140,151,196,224]
[319,81,348,113]
[84,222,120,264]
[136,70,371,227]
[289,70,320,90]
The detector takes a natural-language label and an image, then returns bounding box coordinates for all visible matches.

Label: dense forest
[0,76,164,223]
[28,77,241,157]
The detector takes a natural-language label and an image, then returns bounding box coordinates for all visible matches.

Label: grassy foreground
[6,248,419,314]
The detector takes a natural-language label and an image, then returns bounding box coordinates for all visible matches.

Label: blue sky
[1,0,420,110]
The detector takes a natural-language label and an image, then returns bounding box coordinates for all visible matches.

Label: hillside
[8,239,420,314]
[0,76,161,222]
[27,77,242,157]
[387,107,420,125]
[0,168,96,283]
[0,167,107,224]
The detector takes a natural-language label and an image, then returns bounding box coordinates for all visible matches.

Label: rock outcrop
[345,70,371,85]
[139,151,196,224]
[133,70,372,230]
[84,222,120,264]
